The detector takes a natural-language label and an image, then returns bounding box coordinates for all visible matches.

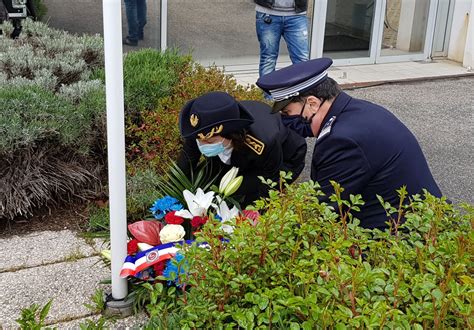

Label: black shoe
[123,37,138,46]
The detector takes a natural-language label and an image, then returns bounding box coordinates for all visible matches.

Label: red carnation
[127,238,139,255]
[165,211,184,225]
[243,210,260,223]
[153,260,166,276]
[237,210,260,226]
[191,216,208,228]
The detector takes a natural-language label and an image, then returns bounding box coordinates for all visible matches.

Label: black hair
[221,129,248,151]
[291,77,342,103]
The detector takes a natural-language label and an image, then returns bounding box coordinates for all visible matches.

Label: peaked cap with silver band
[256,57,333,113]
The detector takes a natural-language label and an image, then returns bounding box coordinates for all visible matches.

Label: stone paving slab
[0,230,96,272]
[54,312,149,329]
[0,256,109,328]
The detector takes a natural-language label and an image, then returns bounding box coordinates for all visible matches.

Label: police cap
[179,91,254,139]
[256,57,333,113]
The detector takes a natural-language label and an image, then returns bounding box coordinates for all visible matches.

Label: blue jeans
[124,0,147,42]
[256,12,309,78]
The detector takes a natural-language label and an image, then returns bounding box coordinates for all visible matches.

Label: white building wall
[447,0,473,67]
[463,1,474,68]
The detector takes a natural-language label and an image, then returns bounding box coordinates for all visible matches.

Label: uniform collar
[319,92,352,132]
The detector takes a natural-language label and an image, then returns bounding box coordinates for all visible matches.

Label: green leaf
[335,323,348,330]
[431,288,443,301]
[290,322,300,330]
[258,297,269,310]
[39,300,53,322]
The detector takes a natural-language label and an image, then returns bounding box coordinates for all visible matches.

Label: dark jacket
[254,0,307,13]
[178,100,307,206]
[311,92,442,230]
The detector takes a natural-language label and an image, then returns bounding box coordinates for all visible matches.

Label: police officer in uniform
[178,91,307,207]
[256,58,442,230]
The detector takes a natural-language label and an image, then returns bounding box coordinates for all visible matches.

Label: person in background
[177,91,307,207]
[123,0,146,46]
[254,0,309,80]
[256,58,442,230]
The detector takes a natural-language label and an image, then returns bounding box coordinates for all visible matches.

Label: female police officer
[177,91,307,207]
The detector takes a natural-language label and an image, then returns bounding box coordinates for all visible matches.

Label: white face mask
[217,141,233,164]
[196,139,225,157]
[195,139,233,164]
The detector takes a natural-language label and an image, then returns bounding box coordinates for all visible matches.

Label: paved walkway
[0,60,472,328]
[234,59,472,87]
[0,231,147,328]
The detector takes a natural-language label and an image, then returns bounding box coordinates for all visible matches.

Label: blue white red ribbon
[120,240,194,278]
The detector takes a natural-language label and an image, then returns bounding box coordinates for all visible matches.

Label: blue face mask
[281,100,315,138]
[196,139,225,157]
[281,115,314,138]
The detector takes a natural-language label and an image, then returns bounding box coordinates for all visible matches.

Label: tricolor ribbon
[120,240,194,278]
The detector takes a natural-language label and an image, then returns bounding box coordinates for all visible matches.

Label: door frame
[431,0,455,57]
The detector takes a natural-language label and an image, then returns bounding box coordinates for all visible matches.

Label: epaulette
[245,134,265,155]
[317,116,337,142]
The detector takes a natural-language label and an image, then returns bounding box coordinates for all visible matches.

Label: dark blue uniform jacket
[312,92,442,229]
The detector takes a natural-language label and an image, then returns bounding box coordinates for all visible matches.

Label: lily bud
[219,167,239,194]
[224,175,243,197]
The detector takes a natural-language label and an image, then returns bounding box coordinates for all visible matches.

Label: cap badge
[197,125,223,140]
[190,114,199,127]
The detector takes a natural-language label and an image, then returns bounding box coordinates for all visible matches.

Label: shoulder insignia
[245,134,265,155]
[317,116,337,141]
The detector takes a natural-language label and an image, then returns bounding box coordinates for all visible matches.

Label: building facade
[43,0,473,71]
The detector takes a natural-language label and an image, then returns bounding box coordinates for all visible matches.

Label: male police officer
[256,58,442,230]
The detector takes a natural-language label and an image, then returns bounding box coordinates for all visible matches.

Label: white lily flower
[213,197,239,233]
[219,167,239,194]
[175,188,215,219]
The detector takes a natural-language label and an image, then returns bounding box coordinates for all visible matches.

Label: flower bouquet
[117,167,258,285]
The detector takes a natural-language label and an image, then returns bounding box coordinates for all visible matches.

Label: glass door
[310,0,438,65]
[323,0,376,59]
[310,0,383,65]
[375,0,438,62]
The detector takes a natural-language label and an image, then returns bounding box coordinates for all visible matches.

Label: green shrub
[122,49,191,114]
[126,168,164,217]
[0,86,103,154]
[0,19,103,92]
[143,182,473,328]
[0,21,106,221]
[126,62,263,173]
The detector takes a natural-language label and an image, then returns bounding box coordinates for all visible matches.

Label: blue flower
[150,196,183,219]
[163,253,187,287]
